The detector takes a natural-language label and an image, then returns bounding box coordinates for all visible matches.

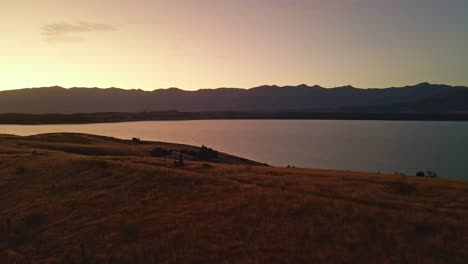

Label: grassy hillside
[0,133,467,263]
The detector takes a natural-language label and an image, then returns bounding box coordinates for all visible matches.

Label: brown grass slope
[0,133,467,263]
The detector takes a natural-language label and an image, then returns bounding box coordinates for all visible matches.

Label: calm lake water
[1,120,467,180]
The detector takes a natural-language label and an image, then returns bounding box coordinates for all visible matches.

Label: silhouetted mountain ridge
[0,83,466,113]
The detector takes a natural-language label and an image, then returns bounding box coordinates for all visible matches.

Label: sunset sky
[1,0,467,91]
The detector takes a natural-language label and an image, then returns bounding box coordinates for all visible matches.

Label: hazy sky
[1,0,467,90]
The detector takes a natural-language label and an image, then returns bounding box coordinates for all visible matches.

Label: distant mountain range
[1,83,467,114]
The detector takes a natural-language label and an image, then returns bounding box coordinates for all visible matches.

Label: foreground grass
[0,133,467,263]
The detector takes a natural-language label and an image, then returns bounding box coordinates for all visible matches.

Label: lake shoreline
[2,111,468,125]
[2,120,467,179]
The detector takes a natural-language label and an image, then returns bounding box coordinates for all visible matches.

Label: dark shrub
[197,145,218,161]
[150,147,170,157]
[416,170,438,178]
[132,137,141,143]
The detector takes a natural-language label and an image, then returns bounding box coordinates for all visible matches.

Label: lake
[1,120,467,180]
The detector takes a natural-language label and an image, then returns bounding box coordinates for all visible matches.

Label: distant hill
[0,83,467,114]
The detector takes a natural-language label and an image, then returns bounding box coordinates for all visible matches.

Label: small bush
[197,145,218,161]
[416,170,438,178]
[150,147,170,157]
[132,137,142,144]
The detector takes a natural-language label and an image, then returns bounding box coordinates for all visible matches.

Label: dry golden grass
[0,133,467,263]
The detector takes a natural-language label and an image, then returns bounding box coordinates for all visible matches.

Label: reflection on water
[1,120,467,179]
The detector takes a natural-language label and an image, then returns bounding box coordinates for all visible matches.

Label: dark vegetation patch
[150,147,171,157]
[150,145,219,161]
[29,134,93,144]
[180,146,219,160]
[416,171,426,177]
[416,170,438,178]
[197,145,218,160]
